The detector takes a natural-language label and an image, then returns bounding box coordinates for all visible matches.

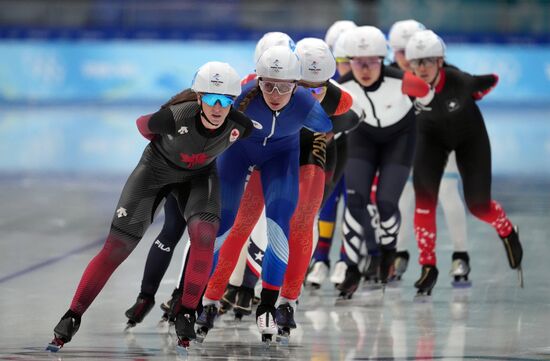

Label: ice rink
[0,104,549,360]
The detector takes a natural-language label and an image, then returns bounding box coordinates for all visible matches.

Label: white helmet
[405,30,446,60]
[324,20,357,50]
[254,32,296,64]
[296,38,336,83]
[341,26,387,58]
[388,19,426,50]
[255,45,301,80]
[332,28,354,59]
[191,61,241,96]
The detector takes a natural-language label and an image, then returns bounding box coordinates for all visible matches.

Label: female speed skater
[46,62,253,352]
[405,30,523,297]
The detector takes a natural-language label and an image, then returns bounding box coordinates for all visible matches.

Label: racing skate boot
[233,286,254,320]
[391,250,410,283]
[306,260,330,289]
[337,265,362,300]
[379,248,396,285]
[175,308,196,355]
[275,302,297,344]
[256,304,278,346]
[124,293,155,330]
[46,310,81,352]
[219,284,239,315]
[414,265,439,300]
[499,226,524,288]
[450,252,472,288]
[362,254,382,290]
[330,260,347,288]
[195,303,218,343]
[159,288,181,324]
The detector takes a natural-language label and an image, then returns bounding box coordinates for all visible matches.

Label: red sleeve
[241,73,257,86]
[333,90,353,116]
[136,114,155,140]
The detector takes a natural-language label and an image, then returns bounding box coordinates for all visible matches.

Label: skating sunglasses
[258,80,296,95]
[409,57,439,69]
[349,57,383,69]
[309,85,327,95]
[201,93,235,108]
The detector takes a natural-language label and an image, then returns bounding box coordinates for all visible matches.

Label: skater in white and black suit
[335,26,433,299]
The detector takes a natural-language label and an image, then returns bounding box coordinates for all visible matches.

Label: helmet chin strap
[199,102,220,127]
[429,66,442,87]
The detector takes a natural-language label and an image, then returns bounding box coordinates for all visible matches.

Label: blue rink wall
[0,41,549,176]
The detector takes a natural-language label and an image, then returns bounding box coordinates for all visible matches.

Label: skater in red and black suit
[47,62,253,351]
[405,30,523,296]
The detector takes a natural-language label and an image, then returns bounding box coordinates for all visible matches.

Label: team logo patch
[270,59,283,73]
[446,98,460,112]
[308,61,321,74]
[180,153,209,168]
[251,120,263,130]
[230,128,240,142]
[210,73,224,87]
[358,38,369,50]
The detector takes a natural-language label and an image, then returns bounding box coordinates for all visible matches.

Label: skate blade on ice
[452,279,472,288]
[414,292,433,303]
[517,265,524,288]
[175,340,190,358]
[46,339,63,352]
[195,326,208,344]
[276,328,290,345]
[261,334,274,348]
[124,320,137,333]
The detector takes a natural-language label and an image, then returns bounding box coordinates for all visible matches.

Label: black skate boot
[124,293,155,331]
[391,250,410,283]
[414,265,439,300]
[233,286,254,320]
[195,304,218,343]
[175,308,196,354]
[362,254,382,290]
[275,303,296,344]
[256,304,278,346]
[450,252,472,288]
[499,226,524,287]
[380,248,396,284]
[219,284,239,315]
[160,288,182,324]
[46,310,81,352]
[337,265,362,300]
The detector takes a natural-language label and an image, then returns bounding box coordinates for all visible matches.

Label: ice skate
[275,303,296,344]
[379,248,396,284]
[450,252,472,288]
[499,226,524,288]
[219,284,238,315]
[336,265,362,300]
[159,288,181,325]
[124,294,155,331]
[233,286,254,320]
[175,308,196,354]
[414,265,439,301]
[306,260,329,289]
[389,250,409,285]
[330,260,347,287]
[256,305,278,347]
[195,304,218,343]
[46,310,81,352]
[362,254,382,290]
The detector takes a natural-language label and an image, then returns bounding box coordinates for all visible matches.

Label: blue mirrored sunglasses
[201,93,235,108]
[309,86,327,95]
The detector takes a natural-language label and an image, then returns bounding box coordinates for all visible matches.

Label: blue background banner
[1,41,549,104]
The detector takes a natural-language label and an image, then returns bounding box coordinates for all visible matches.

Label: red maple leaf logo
[180,153,209,168]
